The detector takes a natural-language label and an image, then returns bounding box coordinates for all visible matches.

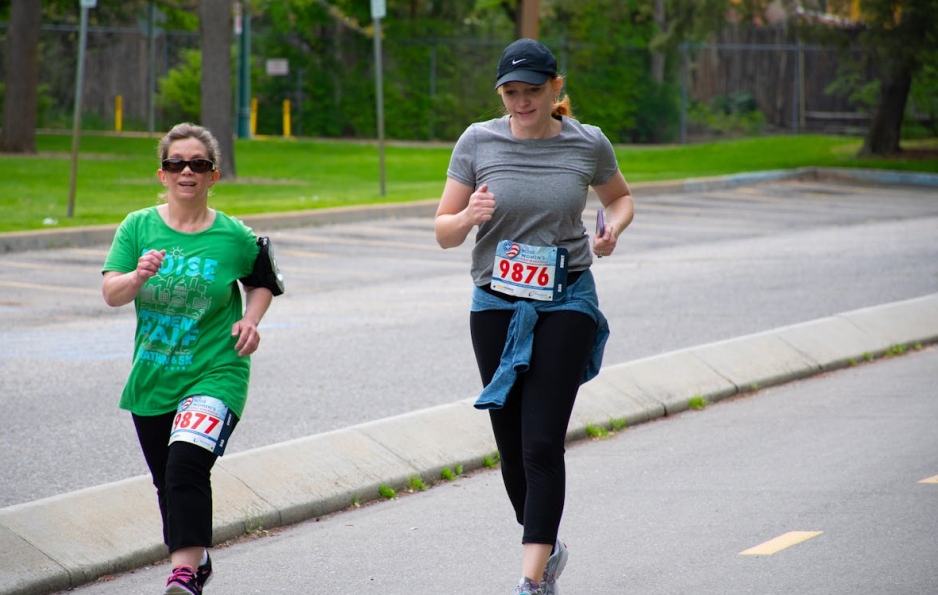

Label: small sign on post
[80,0,97,6]
[371,0,385,19]
[266,59,289,76]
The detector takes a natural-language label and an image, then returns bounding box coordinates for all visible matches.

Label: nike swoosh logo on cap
[512,58,526,65]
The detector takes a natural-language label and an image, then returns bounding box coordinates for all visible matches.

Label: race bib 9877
[168,395,235,456]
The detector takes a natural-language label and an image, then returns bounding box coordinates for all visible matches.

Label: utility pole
[519,0,540,39]
[371,0,386,197]
[236,2,252,139]
[67,0,95,219]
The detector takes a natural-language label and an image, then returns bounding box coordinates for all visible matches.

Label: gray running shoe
[513,577,546,595]
[541,539,568,595]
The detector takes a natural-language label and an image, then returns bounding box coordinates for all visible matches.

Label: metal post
[295,68,304,137]
[237,3,252,139]
[560,29,568,74]
[428,43,436,141]
[791,47,799,135]
[798,42,806,132]
[373,17,386,197]
[67,1,93,219]
[147,0,156,135]
[680,43,688,145]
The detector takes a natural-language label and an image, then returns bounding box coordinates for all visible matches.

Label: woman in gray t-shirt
[434,38,634,595]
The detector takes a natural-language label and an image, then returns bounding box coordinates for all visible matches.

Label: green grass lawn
[0,132,935,234]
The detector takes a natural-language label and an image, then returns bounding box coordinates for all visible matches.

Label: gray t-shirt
[447,115,620,286]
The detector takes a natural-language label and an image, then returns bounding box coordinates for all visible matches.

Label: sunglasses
[161,158,216,174]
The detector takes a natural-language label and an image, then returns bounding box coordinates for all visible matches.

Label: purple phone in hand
[596,209,605,236]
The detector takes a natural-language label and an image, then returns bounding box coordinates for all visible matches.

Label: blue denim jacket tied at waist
[470,269,610,410]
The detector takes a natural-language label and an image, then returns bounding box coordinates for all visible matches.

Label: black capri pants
[133,410,239,553]
[470,304,597,545]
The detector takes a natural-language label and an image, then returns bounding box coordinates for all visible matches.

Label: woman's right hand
[135,249,166,283]
[435,179,493,249]
[103,249,166,307]
[465,183,496,226]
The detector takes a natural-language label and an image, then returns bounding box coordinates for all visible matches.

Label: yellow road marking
[740,531,823,556]
[67,248,110,256]
[274,231,439,252]
[918,475,938,484]
[280,249,328,258]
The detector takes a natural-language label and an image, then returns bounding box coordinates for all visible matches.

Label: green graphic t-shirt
[103,207,260,418]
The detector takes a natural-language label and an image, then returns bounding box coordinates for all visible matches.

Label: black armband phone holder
[240,236,284,296]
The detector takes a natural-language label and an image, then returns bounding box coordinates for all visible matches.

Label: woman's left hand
[593,224,617,258]
[591,172,634,259]
[232,319,261,356]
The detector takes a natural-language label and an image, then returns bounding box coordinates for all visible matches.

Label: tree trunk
[199,0,236,178]
[518,0,540,39]
[861,64,912,157]
[0,0,43,153]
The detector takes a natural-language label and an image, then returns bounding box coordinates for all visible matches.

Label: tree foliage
[157,48,202,123]
[856,0,938,154]
[2,0,935,150]
[239,0,690,141]
[801,0,938,154]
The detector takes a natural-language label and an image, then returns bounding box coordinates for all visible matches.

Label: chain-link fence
[0,23,198,132]
[679,41,873,142]
[0,23,877,143]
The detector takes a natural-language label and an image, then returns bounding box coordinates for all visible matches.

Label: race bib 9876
[490,240,569,301]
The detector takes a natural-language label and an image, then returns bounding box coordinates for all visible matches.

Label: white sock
[200,549,209,566]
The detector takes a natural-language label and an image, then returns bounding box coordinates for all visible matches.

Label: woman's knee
[523,435,566,468]
[165,443,216,484]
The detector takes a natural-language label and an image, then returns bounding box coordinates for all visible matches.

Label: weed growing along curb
[440,465,464,481]
[408,475,428,492]
[585,423,609,439]
[586,417,629,440]
[482,452,500,468]
[688,395,708,410]
[886,343,908,356]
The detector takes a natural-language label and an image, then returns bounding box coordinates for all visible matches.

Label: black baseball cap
[494,38,558,89]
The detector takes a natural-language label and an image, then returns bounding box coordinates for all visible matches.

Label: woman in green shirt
[102,123,281,595]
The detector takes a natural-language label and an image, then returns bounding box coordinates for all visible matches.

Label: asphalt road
[51,336,938,595]
[1,177,937,507]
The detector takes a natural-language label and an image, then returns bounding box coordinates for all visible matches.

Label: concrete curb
[2,293,936,595]
[2,167,937,254]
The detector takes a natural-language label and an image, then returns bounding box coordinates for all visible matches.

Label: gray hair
[157,122,222,170]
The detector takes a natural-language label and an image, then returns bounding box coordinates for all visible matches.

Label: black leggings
[133,411,238,553]
[470,308,597,545]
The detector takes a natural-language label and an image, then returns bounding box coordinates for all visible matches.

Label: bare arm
[101,249,165,307]
[592,171,634,257]
[231,286,274,356]
[434,178,496,249]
